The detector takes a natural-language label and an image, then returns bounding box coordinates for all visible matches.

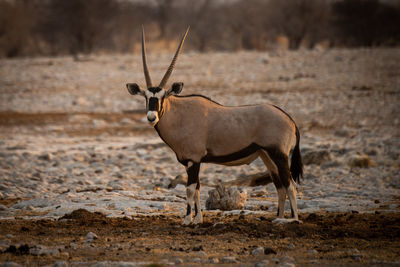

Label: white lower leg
[277,187,286,218]
[193,188,203,224]
[287,180,299,220]
[183,183,196,225]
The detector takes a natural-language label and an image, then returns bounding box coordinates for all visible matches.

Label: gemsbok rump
[126,27,303,225]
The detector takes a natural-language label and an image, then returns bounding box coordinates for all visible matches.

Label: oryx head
[126,26,189,126]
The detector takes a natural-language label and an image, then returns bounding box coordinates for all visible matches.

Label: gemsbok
[126,27,303,225]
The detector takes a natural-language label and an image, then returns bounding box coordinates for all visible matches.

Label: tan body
[157,95,296,164]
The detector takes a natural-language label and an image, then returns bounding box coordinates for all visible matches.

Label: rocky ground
[0,209,399,267]
[0,48,399,266]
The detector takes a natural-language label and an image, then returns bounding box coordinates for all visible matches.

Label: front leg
[183,161,202,225]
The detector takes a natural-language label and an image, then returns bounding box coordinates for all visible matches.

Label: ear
[167,82,183,96]
[126,83,145,96]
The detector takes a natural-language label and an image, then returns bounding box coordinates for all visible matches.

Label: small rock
[206,184,247,211]
[251,186,267,197]
[174,258,183,265]
[60,251,69,258]
[69,242,79,249]
[193,257,201,263]
[334,129,351,137]
[302,149,331,165]
[351,254,363,261]
[258,56,269,64]
[54,261,68,267]
[252,247,264,256]
[84,232,98,243]
[264,247,277,255]
[38,152,52,161]
[25,205,35,211]
[120,118,132,125]
[30,245,60,256]
[116,263,137,267]
[347,248,360,254]
[308,249,318,254]
[281,255,295,263]
[255,260,270,267]
[197,251,207,257]
[280,263,296,267]
[270,258,280,264]
[92,119,107,127]
[221,256,238,263]
[74,97,89,107]
[348,154,373,168]
[0,262,22,267]
[321,161,341,169]
[0,239,11,250]
[288,243,295,249]
[0,204,7,211]
[207,258,219,263]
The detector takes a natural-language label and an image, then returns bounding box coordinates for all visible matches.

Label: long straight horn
[159,26,190,88]
[142,26,152,88]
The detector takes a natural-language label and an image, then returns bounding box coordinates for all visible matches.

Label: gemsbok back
[126,27,303,225]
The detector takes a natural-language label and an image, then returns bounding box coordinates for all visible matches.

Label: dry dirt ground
[0,48,400,266]
[0,209,399,266]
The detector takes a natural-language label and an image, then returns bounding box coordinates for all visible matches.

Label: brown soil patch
[0,210,399,266]
[0,111,154,136]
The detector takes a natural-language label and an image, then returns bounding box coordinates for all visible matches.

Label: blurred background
[0,0,400,58]
[0,0,399,247]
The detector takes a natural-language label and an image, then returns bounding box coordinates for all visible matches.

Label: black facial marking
[148,97,159,111]
[148,87,162,94]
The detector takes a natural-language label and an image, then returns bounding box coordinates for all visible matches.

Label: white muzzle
[147,111,159,126]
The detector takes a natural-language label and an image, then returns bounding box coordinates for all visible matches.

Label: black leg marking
[265,147,291,188]
[277,207,280,216]
[291,206,295,218]
[271,172,283,189]
[187,162,201,217]
[187,162,201,187]
[186,204,191,216]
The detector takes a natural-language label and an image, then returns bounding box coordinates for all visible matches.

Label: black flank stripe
[201,143,260,164]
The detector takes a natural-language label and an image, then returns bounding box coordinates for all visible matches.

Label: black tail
[290,126,303,184]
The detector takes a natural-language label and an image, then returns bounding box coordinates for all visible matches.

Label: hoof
[193,214,203,225]
[272,218,302,225]
[182,215,193,226]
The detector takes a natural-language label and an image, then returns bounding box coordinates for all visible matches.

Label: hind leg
[262,148,300,223]
[259,150,286,218]
[287,179,299,220]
